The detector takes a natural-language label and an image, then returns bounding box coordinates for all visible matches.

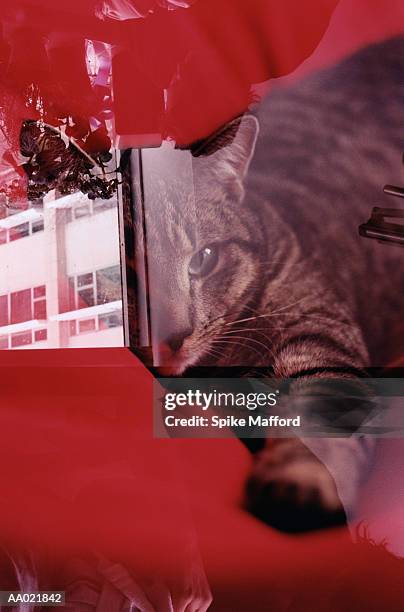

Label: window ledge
[0,319,47,335]
[50,300,122,322]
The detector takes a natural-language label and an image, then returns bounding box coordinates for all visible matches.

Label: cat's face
[142,116,261,374]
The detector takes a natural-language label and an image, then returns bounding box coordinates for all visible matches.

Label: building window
[0,285,46,326]
[74,203,92,219]
[77,272,93,287]
[78,318,96,334]
[67,265,122,336]
[0,284,48,349]
[9,223,30,242]
[0,294,8,327]
[69,266,120,312]
[32,219,44,233]
[0,335,8,349]
[33,286,47,319]
[98,311,123,330]
[10,289,32,324]
[92,199,114,214]
[0,217,45,245]
[11,331,32,348]
[76,273,96,309]
[69,310,122,336]
[0,326,47,350]
[33,285,46,298]
[69,320,77,336]
[68,197,117,223]
[34,329,47,342]
[96,266,121,305]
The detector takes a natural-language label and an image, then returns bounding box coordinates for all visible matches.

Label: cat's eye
[188,245,218,278]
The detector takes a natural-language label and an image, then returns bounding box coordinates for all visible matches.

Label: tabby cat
[132,37,404,531]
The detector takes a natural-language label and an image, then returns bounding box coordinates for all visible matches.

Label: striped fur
[240,38,404,530]
[134,38,404,530]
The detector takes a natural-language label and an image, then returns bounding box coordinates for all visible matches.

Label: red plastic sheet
[0,0,337,152]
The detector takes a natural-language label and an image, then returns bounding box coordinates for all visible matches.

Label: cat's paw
[245,440,347,532]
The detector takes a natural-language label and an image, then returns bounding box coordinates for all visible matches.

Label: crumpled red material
[0,0,337,154]
[0,350,212,608]
[96,0,198,21]
[111,0,339,144]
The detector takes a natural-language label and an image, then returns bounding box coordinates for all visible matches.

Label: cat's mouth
[153,340,208,376]
[155,359,188,377]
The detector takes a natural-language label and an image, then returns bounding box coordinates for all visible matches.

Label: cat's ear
[192,114,259,180]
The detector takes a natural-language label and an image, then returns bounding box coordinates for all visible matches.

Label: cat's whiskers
[210,338,265,360]
[224,310,351,328]
[221,329,278,362]
[202,347,224,362]
[204,344,225,358]
[264,295,313,315]
[291,313,354,325]
[221,327,272,343]
[241,299,354,326]
[224,296,313,327]
[217,334,269,352]
[212,332,276,363]
[204,311,234,329]
[205,298,305,332]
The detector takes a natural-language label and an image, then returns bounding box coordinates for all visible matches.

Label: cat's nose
[166,328,193,352]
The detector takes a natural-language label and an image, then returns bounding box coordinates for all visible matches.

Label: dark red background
[2,0,404,608]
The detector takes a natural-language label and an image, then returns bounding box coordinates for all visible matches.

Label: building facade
[0,190,124,350]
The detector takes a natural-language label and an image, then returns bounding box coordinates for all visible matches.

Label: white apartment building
[0,190,124,349]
